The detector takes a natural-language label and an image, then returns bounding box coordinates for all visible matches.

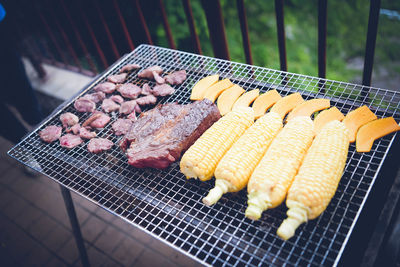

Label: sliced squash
[343,105,377,143]
[286,98,330,121]
[269,93,304,120]
[232,89,259,109]
[217,84,245,115]
[203,78,234,102]
[190,74,219,100]
[356,117,400,152]
[252,90,282,119]
[314,107,345,135]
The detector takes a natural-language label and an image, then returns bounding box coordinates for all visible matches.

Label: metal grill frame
[8,45,400,266]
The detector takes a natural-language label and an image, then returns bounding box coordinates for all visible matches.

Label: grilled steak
[117,83,141,99]
[101,98,120,113]
[136,95,157,106]
[121,99,221,169]
[119,100,138,115]
[112,119,133,136]
[120,64,141,73]
[60,134,83,149]
[152,84,174,97]
[164,70,186,85]
[82,92,106,103]
[88,138,113,153]
[90,112,111,128]
[39,125,62,143]
[138,66,163,79]
[93,82,116,94]
[110,95,124,104]
[60,112,79,128]
[74,98,96,113]
[153,71,165,84]
[141,83,152,95]
[79,127,96,139]
[107,73,128,84]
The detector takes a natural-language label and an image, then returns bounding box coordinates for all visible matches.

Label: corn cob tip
[277,201,308,240]
[203,179,230,206]
[245,192,272,220]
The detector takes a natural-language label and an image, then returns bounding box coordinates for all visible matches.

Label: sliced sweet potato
[203,78,234,102]
[217,84,245,115]
[343,105,377,143]
[269,93,304,120]
[314,107,345,135]
[286,98,330,121]
[252,90,282,119]
[356,117,400,152]
[190,74,219,100]
[232,89,259,109]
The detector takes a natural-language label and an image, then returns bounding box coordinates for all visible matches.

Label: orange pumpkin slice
[343,105,377,143]
[314,107,345,135]
[232,89,260,109]
[203,78,234,102]
[190,74,219,100]
[286,99,330,122]
[356,117,400,152]
[252,90,282,119]
[269,93,304,120]
[217,84,245,115]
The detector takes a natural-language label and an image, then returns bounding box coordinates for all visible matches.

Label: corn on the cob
[277,120,349,240]
[180,106,254,181]
[245,116,315,220]
[203,112,282,206]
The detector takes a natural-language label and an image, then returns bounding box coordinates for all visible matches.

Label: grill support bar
[60,185,90,267]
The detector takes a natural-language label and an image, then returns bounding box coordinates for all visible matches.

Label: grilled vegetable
[277,121,349,240]
[190,74,219,100]
[203,93,305,205]
[232,89,259,109]
[356,117,400,152]
[286,99,330,121]
[252,90,282,119]
[203,79,234,102]
[180,106,254,181]
[314,107,345,135]
[343,105,377,142]
[269,93,304,120]
[217,84,245,115]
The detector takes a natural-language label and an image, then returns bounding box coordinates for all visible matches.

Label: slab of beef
[94,82,116,94]
[107,73,128,84]
[164,70,187,85]
[152,84,175,97]
[39,125,62,143]
[110,95,124,104]
[60,112,79,128]
[138,66,163,79]
[112,119,133,136]
[141,83,152,95]
[87,138,113,153]
[153,71,165,84]
[74,98,96,113]
[101,98,120,113]
[79,127,96,139]
[120,64,141,73]
[136,95,157,106]
[90,112,111,128]
[121,99,221,169]
[82,92,105,103]
[117,83,141,99]
[59,134,83,149]
[119,100,138,115]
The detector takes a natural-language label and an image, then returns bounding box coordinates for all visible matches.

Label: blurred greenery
[150,0,399,87]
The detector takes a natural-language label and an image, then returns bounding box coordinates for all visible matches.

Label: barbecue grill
[8,45,400,266]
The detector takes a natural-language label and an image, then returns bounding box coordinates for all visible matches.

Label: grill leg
[60,185,90,267]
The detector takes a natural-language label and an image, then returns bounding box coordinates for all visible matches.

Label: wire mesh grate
[8,45,400,266]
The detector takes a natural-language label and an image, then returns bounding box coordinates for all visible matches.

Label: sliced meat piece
[164,70,187,85]
[120,64,141,73]
[107,73,128,84]
[79,127,96,139]
[39,125,62,143]
[117,83,141,99]
[136,95,157,106]
[112,119,133,136]
[67,123,81,135]
[59,134,83,149]
[93,82,116,94]
[110,95,124,104]
[82,92,106,103]
[138,66,163,79]
[141,83,152,95]
[90,112,111,128]
[122,100,221,169]
[87,138,113,153]
[127,111,137,121]
[152,71,165,84]
[152,84,175,97]
[74,98,96,113]
[119,100,137,115]
[101,99,120,113]
[82,113,101,127]
[60,112,79,128]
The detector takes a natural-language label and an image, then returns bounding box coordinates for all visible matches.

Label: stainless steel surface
[8,45,400,266]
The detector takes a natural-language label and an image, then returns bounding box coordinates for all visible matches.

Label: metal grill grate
[8,45,400,266]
